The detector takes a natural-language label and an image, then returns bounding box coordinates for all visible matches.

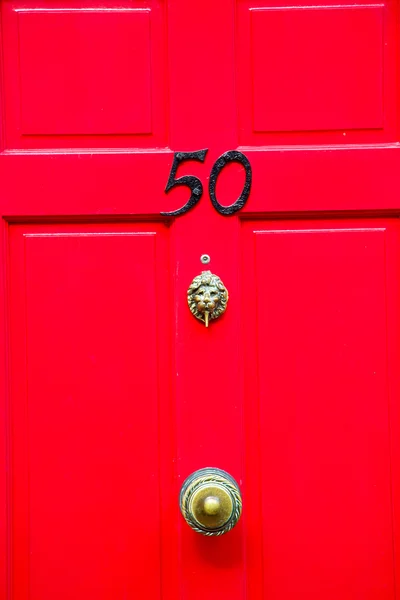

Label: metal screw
[200,254,211,264]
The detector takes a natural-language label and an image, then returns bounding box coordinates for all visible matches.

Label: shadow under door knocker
[187,269,229,327]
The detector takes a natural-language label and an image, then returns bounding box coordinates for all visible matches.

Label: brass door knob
[179,468,242,536]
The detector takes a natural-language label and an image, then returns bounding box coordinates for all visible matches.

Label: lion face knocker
[187,270,229,327]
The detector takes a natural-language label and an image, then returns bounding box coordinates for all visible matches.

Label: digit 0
[208,151,252,216]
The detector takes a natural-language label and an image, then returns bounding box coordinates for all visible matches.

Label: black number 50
[161,149,252,217]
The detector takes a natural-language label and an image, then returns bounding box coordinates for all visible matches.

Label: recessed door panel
[8,224,175,600]
[242,220,400,599]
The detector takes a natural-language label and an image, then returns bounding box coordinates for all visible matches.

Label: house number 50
[161,149,252,217]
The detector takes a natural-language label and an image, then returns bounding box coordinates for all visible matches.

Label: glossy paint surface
[1,1,400,599]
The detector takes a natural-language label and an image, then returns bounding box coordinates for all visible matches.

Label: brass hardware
[179,468,242,536]
[187,270,228,327]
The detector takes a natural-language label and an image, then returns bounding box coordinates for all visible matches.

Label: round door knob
[179,467,242,536]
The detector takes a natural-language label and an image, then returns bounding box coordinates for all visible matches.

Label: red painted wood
[236,0,398,145]
[0,1,400,599]
[243,221,398,599]
[8,225,176,600]
[1,0,168,149]
[252,7,384,132]
[19,10,153,135]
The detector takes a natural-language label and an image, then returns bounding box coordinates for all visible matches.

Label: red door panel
[1,0,168,149]
[7,224,176,600]
[242,220,400,599]
[236,0,398,145]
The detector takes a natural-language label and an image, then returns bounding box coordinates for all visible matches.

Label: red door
[1,0,400,599]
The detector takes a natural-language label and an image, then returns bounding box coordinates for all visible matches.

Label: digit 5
[161,149,208,217]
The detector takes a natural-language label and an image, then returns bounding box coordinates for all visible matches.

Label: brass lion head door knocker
[187,259,229,327]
